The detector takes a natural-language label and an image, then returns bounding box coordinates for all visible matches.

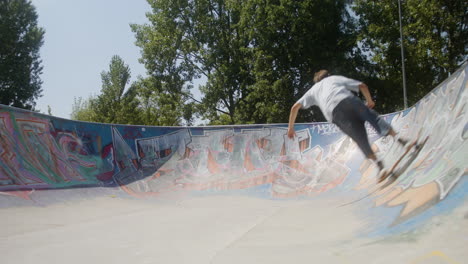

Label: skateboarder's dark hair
[313,70,330,83]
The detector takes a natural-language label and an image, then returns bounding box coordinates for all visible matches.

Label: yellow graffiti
[410,250,461,264]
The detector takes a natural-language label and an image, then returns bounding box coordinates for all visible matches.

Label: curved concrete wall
[0,63,466,236]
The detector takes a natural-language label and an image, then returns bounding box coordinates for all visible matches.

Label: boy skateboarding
[287,70,411,182]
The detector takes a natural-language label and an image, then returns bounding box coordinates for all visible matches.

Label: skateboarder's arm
[358,83,375,109]
[287,103,302,138]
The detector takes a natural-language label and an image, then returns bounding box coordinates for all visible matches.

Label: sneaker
[376,160,384,171]
[397,137,409,147]
[378,169,389,183]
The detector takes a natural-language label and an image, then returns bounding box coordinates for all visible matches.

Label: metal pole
[398,0,408,109]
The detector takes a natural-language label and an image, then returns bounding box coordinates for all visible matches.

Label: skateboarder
[287,70,409,181]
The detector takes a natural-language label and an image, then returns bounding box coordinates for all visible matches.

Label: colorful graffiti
[357,64,468,226]
[0,63,466,232]
[0,112,112,189]
[112,126,353,198]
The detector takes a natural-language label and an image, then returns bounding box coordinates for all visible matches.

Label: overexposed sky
[32,0,150,118]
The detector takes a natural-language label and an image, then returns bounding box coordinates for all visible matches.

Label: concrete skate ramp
[1,64,467,264]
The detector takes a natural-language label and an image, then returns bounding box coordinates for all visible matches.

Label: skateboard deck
[338,136,429,207]
[378,136,429,189]
[378,140,418,183]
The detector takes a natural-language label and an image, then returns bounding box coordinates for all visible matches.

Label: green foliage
[132,0,359,124]
[75,1,467,126]
[93,55,141,124]
[132,0,247,125]
[0,0,45,110]
[71,56,142,125]
[133,76,188,126]
[71,96,98,122]
[353,0,467,112]
[71,55,191,126]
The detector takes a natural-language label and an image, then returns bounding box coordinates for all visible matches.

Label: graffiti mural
[0,112,112,190]
[0,63,466,233]
[357,63,468,226]
[112,126,354,198]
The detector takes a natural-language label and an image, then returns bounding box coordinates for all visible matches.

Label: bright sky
[32,0,150,119]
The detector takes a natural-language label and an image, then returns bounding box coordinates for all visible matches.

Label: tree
[132,0,359,124]
[71,55,142,125]
[188,0,254,124]
[71,55,191,126]
[93,55,141,124]
[71,96,98,122]
[131,0,233,124]
[0,0,45,110]
[237,0,359,123]
[353,0,468,112]
[132,76,189,126]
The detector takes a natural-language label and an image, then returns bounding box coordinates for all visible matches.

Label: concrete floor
[1,195,466,264]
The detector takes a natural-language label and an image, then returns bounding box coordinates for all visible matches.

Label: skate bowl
[1,63,467,264]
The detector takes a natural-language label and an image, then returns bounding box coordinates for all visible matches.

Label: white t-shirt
[297,75,361,122]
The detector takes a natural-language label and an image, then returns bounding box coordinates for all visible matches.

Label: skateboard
[377,136,429,190]
[338,136,429,207]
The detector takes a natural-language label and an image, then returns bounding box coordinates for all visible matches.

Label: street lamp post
[398,0,408,109]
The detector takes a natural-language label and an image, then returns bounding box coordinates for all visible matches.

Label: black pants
[332,97,391,157]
